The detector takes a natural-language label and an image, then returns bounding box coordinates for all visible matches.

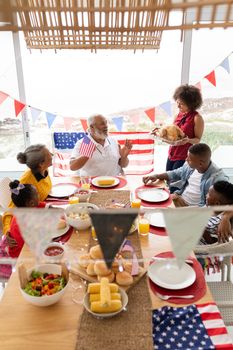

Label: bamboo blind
[0,0,233,50]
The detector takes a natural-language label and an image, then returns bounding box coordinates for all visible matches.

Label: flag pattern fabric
[52,131,154,176]
[152,303,233,350]
[111,132,155,175]
[79,135,96,158]
[52,132,87,176]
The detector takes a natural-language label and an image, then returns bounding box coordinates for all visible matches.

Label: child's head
[206,181,233,206]
[9,180,39,207]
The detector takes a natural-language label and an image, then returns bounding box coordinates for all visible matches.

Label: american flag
[79,135,96,158]
[111,132,155,175]
[53,152,73,176]
[152,303,233,350]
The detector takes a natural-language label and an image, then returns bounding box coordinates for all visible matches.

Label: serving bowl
[20,263,69,307]
[43,242,65,263]
[83,287,128,318]
[65,202,99,230]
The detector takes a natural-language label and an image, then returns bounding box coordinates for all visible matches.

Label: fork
[156,292,194,300]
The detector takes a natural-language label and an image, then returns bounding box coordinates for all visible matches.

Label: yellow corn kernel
[90,300,122,313]
[100,277,111,307]
[87,283,118,294]
[89,292,121,302]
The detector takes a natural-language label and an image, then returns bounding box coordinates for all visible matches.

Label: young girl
[6,180,46,258]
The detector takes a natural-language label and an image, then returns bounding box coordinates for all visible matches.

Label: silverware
[156,292,194,300]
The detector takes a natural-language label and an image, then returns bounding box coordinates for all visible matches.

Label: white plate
[50,223,70,240]
[83,288,128,318]
[49,184,78,198]
[148,260,196,290]
[137,188,169,203]
[91,176,120,188]
[146,212,166,228]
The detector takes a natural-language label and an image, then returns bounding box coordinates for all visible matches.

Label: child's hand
[6,231,17,248]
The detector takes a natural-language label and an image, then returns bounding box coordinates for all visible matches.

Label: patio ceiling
[0,0,233,51]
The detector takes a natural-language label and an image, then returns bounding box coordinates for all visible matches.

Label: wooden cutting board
[70,264,147,292]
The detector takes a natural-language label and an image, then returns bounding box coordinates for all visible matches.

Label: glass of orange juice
[138,216,150,236]
[131,198,141,208]
[80,176,91,190]
[69,196,79,204]
[91,226,98,241]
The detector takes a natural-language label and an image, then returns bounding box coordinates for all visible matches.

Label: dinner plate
[91,176,120,188]
[146,212,166,228]
[49,183,78,198]
[83,288,128,319]
[148,260,196,290]
[137,188,169,203]
[50,223,70,240]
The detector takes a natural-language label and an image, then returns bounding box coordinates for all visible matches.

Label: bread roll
[90,245,104,260]
[116,271,133,286]
[97,271,115,283]
[111,260,120,274]
[57,219,66,230]
[94,261,111,276]
[124,262,132,274]
[79,254,91,268]
[86,262,96,276]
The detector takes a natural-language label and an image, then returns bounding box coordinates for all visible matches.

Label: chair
[52,132,87,176]
[110,132,155,175]
[195,241,233,326]
[0,177,11,209]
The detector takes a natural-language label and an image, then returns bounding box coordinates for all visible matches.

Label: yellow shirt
[2,169,52,235]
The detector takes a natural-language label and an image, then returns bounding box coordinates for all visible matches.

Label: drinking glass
[138,216,150,236]
[80,176,91,190]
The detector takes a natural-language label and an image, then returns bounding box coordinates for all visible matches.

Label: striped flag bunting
[79,135,96,158]
[152,303,233,350]
[111,132,155,175]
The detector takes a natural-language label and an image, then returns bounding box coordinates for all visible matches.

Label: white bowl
[43,243,65,263]
[83,287,128,318]
[73,188,91,202]
[20,264,69,307]
[65,203,99,230]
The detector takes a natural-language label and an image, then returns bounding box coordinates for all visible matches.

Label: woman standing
[2,144,53,235]
[155,84,204,171]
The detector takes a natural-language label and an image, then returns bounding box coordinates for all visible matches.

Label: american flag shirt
[152,303,233,350]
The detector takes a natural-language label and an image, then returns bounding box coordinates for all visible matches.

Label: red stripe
[117,139,154,145]
[125,169,153,175]
[215,344,233,349]
[129,149,154,155]
[207,327,228,336]
[201,312,223,321]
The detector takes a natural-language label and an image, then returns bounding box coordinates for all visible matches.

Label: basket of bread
[71,244,146,290]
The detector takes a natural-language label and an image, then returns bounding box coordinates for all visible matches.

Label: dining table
[0,175,232,349]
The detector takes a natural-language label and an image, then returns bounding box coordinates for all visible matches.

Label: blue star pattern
[53,132,86,150]
[152,305,214,350]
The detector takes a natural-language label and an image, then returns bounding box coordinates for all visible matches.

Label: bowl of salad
[20,264,69,307]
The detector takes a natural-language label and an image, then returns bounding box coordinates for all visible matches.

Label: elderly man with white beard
[70,114,133,176]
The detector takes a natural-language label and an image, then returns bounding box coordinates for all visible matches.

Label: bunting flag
[204,70,216,87]
[145,107,155,123]
[163,207,212,268]
[30,106,42,124]
[195,82,202,91]
[63,117,76,131]
[12,208,63,259]
[14,99,26,117]
[219,57,230,74]
[0,91,8,105]
[45,112,56,128]
[80,118,88,132]
[159,101,172,117]
[112,116,124,131]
